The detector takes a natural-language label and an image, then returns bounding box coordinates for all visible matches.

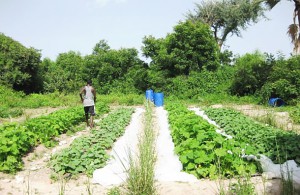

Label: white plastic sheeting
[155,107,198,182]
[92,108,144,186]
[189,107,232,139]
[93,106,198,186]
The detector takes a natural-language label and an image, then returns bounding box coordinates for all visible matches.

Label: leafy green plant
[204,108,300,164]
[107,187,121,195]
[165,102,257,179]
[50,108,134,177]
[228,175,255,195]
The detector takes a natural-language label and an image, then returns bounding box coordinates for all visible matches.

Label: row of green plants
[0,103,109,173]
[204,108,300,164]
[165,102,257,179]
[50,107,134,177]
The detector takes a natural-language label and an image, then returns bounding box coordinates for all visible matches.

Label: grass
[215,153,257,195]
[57,174,67,195]
[281,163,295,195]
[125,100,157,195]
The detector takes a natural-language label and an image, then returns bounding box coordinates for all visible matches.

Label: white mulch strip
[92,107,144,186]
[93,106,198,187]
[154,107,198,182]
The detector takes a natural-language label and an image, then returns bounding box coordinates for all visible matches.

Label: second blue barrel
[154,92,164,107]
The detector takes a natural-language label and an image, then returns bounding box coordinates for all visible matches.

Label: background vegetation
[0,0,299,109]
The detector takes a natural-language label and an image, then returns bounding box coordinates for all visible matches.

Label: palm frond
[287,24,299,43]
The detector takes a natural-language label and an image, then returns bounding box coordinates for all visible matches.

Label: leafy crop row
[204,108,300,164]
[0,103,109,173]
[50,107,134,176]
[165,102,257,179]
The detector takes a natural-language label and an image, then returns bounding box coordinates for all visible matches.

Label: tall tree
[187,0,265,49]
[265,0,300,54]
[0,33,41,93]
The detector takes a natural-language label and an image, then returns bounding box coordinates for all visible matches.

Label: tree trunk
[294,0,300,54]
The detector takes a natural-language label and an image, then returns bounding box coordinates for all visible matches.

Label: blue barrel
[145,89,154,102]
[268,98,285,107]
[154,92,164,107]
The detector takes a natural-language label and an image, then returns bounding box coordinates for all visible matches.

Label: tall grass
[125,100,156,195]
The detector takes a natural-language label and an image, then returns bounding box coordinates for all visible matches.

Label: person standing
[80,80,96,128]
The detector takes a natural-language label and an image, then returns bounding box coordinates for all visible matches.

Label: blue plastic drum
[154,92,164,107]
[145,89,154,102]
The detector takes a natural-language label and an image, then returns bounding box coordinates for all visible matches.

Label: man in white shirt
[79,80,96,128]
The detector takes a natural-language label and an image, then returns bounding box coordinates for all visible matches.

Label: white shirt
[83,85,95,107]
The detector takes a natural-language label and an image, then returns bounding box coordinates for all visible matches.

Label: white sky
[0,0,295,60]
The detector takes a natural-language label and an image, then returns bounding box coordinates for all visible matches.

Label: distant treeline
[0,20,299,104]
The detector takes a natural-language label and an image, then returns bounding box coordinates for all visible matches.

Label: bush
[230,51,274,96]
[258,55,300,104]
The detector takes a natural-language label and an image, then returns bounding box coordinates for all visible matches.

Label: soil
[0,105,292,195]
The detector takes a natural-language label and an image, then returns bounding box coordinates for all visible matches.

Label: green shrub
[258,55,300,104]
[230,51,274,96]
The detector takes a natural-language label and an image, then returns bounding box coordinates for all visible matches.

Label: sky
[0,0,295,61]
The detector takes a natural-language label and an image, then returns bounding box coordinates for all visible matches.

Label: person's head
[87,80,92,85]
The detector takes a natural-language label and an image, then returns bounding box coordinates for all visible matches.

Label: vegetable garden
[0,94,299,194]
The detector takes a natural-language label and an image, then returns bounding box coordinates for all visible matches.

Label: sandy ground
[0,105,293,195]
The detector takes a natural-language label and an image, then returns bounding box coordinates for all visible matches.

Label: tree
[265,0,300,54]
[230,51,275,96]
[92,39,110,54]
[187,0,265,49]
[142,20,220,79]
[43,51,83,93]
[0,33,42,93]
[83,41,145,94]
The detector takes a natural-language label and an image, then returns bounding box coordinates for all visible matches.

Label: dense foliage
[142,20,220,78]
[230,52,300,104]
[204,108,300,164]
[1,14,299,104]
[166,102,257,179]
[0,33,42,93]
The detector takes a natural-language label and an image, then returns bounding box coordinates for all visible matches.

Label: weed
[57,174,67,195]
[107,186,122,195]
[125,101,156,195]
[85,177,94,195]
[281,163,295,195]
